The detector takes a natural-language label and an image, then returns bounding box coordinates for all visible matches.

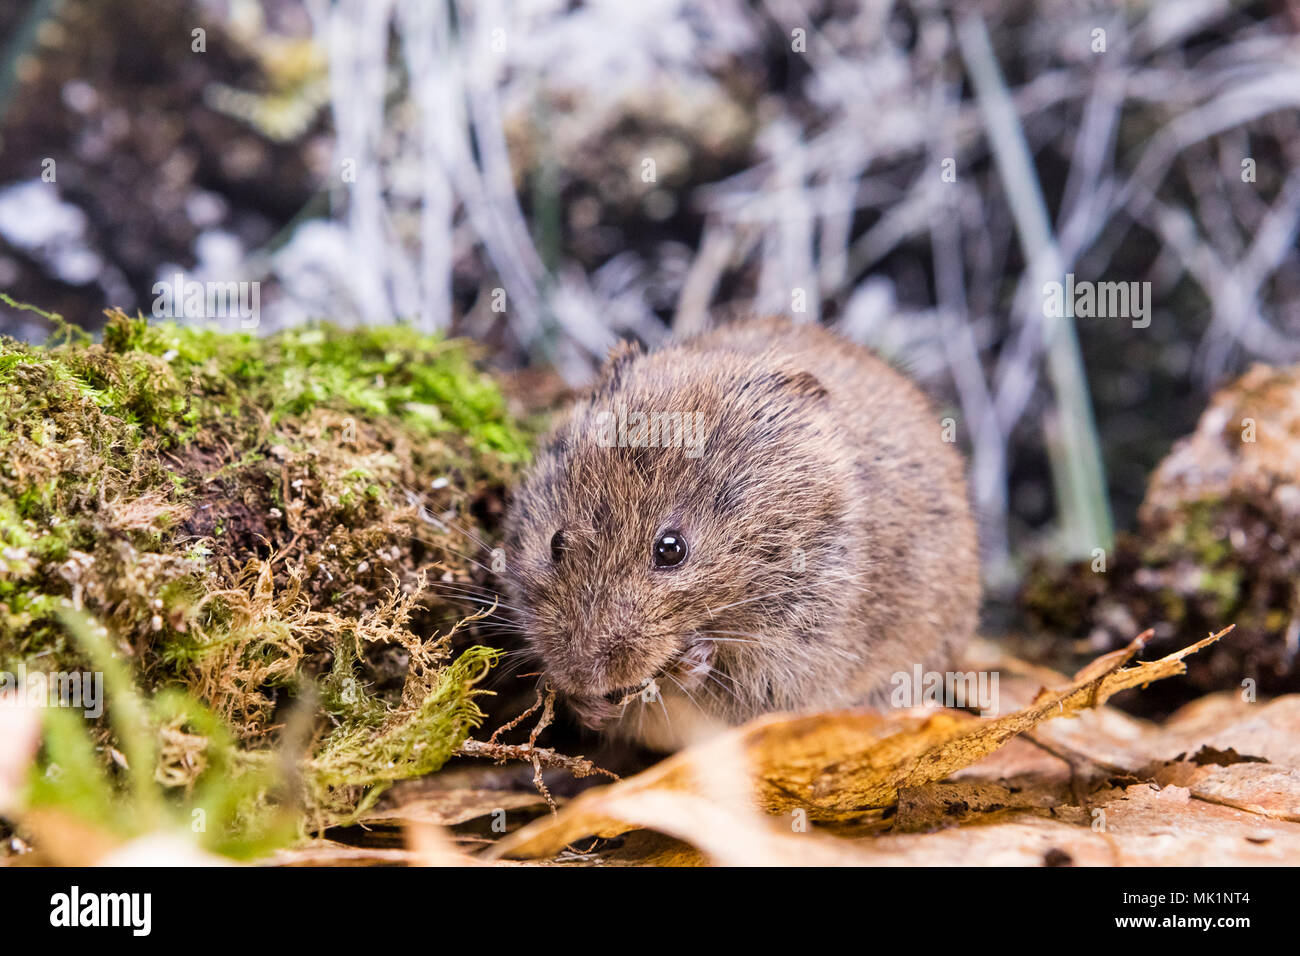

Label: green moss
[1,307,533,859]
[1023,486,1300,707]
[94,311,529,460]
[1197,566,1242,613]
[308,642,500,823]
[1144,500,1232,566]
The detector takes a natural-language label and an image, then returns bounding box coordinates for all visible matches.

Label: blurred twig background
[1,0,1299,589]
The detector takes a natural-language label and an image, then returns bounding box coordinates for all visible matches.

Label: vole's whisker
[661,671,705,715]
[487,655,540,683]
[421,577,504,595]
[406,534,500,577]
[698,670,742,707]
[694,633,763,645]
[405,488,498,553]
[692,663,742,701]
[421,585,525,614]
[422,588,506,609]
[418,578,518,604]
[702,575,875,616]
[654,689,673,732]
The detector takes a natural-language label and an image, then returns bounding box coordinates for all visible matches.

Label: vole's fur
[502,317,979,751]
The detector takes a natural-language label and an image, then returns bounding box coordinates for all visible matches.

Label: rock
[1024,363,1300,711]
[1141,363,1300,527]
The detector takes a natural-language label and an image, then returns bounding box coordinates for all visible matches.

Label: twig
[456,738,617,781]
[488,686,546,745]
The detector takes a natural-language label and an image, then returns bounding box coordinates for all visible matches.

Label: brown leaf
[0,706,40,815]
[362,789,553,828]
[488,628,1232,860]
[267,841,422,867]
[817,786,1300,865]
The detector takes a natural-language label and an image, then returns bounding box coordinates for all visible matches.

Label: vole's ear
[592,338,642,396]
[747,367,829,403]
[777,369,828,401]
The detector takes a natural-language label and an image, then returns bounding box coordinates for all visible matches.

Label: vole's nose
[563,632,639,696]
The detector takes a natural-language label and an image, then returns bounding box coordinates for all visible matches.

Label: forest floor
[2,312,1297,866]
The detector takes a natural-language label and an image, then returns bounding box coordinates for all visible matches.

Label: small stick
[528,687,556,748]
[456,738,618,783]
[488,686,546,744]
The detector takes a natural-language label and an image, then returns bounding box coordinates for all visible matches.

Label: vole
[502,316,979,751]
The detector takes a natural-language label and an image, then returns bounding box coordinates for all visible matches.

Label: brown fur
[502,316,980,750]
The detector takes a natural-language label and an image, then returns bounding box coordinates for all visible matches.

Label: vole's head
[501,339,855,731]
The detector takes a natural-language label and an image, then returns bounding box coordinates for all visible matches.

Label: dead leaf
[11,808,124,866]
[894,779,1059,832]
[266,841,421,867]
[406,821,486,866]
[0,706,40,815]
[824,787,1300,865]
[96,834,233,866]
[488,628,1231,860]
[362,789,553,827]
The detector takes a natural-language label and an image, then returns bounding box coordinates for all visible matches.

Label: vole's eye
[550,530,566,563]
[653,530,688,569]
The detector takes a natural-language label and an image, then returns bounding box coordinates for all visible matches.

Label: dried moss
[1,308,531,857]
